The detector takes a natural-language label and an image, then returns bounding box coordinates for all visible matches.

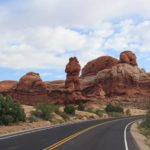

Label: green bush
[140,103,150,129]
[32,103,58,120]
[0,95,26,125]
[85,108,95,113]
[64,104,75,115]
[95,109,104,117]
[77,101,85,111]
[28,115,38,123]
[125,109,131,116]
[55,110,69,121]
[108,112,124,117]
[105,103,124,113]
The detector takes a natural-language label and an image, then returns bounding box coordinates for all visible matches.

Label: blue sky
[0,0,150,81]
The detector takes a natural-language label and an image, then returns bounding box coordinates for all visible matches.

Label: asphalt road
[0,116,141,150]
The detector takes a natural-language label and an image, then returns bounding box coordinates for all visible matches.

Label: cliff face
[81,50,150,99]
[0,50,150,106]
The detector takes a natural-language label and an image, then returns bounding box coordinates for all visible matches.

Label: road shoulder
[130,121,150,150]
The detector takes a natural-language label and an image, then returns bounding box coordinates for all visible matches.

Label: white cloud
[105,20,150,52]
[1,0,150,28]
[0,0,150,72]
[0,25,106,69]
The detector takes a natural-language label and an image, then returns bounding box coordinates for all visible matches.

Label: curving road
[0,116,142,150]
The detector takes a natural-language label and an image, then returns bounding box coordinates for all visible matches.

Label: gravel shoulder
[130,121,150,150]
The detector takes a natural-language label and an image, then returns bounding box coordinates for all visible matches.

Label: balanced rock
[65,57,81,90]
[119,50,137,66]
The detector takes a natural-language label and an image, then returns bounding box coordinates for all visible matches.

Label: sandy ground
[131,122,150,150]
[0,105,101,136]
[0,121,52,136]
[0,104,146,137]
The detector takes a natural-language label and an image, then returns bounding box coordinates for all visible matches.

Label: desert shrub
[0,95,26,125]
[95,109,104,117]
[64,104,75,115]
[32,103,59,120]
[28,115,38,123]
[85,108,95,113]
[105,104,124,113]
[138,103,150,147]
[55,110,69,121]
[140,103,150,129]
[77,101,85,111]
[108,112,124,117]
[125,109,131,116]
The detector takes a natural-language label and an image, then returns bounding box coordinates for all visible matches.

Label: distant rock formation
[0,50,149,107]
[119,50,137,66]
[81,50,150,106]
[17,72,46,92]
[47,57,86,104]
[0,80,17,93]
[96,63,150,96]
[11,72,49,105]
[65,57,81,90]
[82,56,118,77]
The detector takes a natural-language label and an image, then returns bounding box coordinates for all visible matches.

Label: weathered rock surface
[96,63,150,96]
[47,57,86,104]
[65,57,81,90]
[16,72,46,92]
[48,89,86,104]
[11,72,49,105]
[119,50,137,66]
[82,56,118,77]
[80,50,150,107]
[0,80,17,93]
[45,80,65,91]
[0,50,149,107]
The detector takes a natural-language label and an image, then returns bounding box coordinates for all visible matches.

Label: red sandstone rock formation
[0,80,17,93]
[82,56,118,77]
[65,57,81,90]
[81,50,150,102]
[17,72,46,92]
[0,50,149,107]
[119,50,137,66]
[11,72,49,105]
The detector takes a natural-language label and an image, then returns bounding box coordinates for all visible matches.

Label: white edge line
[0,116,135,141]
[0,118,102,140]
[124,121,136,150]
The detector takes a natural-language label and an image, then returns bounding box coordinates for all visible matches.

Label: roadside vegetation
[0,95,26,125]
[139,103,150,147]
[105,103,124,117]
[64,104,75,115]
[31,103,69,122]
[0,95,131,128]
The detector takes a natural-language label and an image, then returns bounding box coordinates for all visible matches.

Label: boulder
[11,72,49,105]
[82,56,118,77]
[119,50,137,66]
[17,72,46,92]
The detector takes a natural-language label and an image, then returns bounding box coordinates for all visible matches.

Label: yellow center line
[44,118,127,150]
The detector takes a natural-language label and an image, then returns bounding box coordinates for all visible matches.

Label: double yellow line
[44,119,119,150]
